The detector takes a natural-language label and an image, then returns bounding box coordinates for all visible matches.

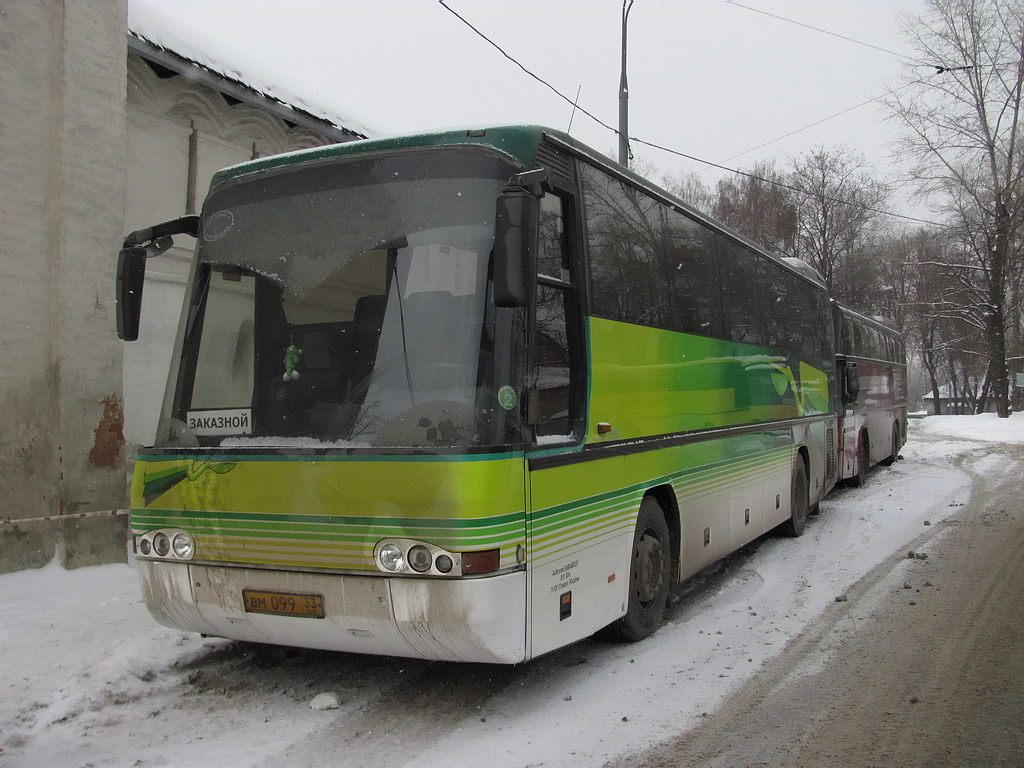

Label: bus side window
[532,193,577,440]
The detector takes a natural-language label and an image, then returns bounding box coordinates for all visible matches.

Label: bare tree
[887,0,1024,417]
[712,160,799,258]
[787,146,891,301]
[900,227,982,412]
[663,171,715,214]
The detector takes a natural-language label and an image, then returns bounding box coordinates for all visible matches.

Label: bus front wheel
[608,496,670,642]
[779,459,809,537]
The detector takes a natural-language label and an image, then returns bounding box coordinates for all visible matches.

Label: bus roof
[207,124,827,291]
[209,125,557,190]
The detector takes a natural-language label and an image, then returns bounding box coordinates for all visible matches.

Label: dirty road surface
[611,435,1024,768]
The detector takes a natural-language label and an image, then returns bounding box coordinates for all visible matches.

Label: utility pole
[619,0,634,168]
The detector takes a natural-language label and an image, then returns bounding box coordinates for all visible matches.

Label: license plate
[242,589,325,619]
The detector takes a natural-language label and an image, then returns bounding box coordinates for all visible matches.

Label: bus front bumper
[137,560,527,664]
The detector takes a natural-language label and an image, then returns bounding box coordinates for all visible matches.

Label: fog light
[172,533,194,559]
[139,538,151,556]
[408,545,431,573]
[435,554,454,574]
[379,543,404,572]
[153,532,170,557]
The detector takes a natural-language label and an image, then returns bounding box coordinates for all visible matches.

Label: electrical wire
[723,0,928,66]
[437,0,946,229]
[715,79,923,166]
[723,0,997,75]
[437,0,621,138]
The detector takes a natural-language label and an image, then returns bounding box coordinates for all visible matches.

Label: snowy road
[0,415,1020,768]
[612,422,1024,767]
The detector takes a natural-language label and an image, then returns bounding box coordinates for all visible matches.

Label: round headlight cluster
[137,530,195,561]
[375,540,461,576]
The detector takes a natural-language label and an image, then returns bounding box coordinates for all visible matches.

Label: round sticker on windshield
[203,210,234,241]
[498,385,517,411]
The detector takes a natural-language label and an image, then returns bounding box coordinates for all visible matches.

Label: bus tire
[779,459,809,537]
[880,423,899,466]
[852,434,869,487]
[608,496,670,642]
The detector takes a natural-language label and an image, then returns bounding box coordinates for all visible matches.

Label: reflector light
[461,548,500,575]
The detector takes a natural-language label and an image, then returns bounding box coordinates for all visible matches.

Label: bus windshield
[157,149,527,451]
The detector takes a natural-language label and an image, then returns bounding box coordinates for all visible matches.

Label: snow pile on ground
[0,413,1020,767]
[914,411,1024,443]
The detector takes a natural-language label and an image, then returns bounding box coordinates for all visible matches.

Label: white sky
[130,0,932,210]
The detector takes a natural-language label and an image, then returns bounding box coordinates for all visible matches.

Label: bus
[833,303,907,486]
[117,126,838,664]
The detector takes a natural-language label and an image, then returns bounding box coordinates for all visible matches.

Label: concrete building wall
[0,7,350,574]
[0,0,131,573]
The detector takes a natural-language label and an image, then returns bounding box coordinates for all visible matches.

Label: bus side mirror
[493,183,540,308]
[116,215,199,341]
[116,246,148,341]
[845,364,860,403]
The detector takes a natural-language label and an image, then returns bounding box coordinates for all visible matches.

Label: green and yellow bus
[118,126,837,663]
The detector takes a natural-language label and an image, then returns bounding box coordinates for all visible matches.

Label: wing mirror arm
[116,214,200,341]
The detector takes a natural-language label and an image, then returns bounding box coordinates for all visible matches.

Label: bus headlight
[152,532,170,557]
[172,532,194,559]
[378,543,405,572]
[407,545,432,573]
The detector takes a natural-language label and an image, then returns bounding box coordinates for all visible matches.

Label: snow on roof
[127,2,376,140]
[922,378,988,400]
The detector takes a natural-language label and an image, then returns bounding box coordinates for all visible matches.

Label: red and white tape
[2,509,130,526]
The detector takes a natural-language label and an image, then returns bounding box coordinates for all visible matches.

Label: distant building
[0,0,371,573]
[921,380,998,415]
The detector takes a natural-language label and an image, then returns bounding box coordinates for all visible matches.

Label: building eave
[128,33,368,143]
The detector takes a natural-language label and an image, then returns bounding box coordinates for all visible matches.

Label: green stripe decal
[131,454,527,572]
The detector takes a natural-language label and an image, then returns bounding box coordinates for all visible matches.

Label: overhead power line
[437,0,945,229]
[722,1,985,75]
[723,0,925,65]
[436,1,620,137]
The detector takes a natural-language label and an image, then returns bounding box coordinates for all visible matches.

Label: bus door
[524,187,621,657]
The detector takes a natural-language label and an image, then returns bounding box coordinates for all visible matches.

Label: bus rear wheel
[853,434,869,487]
[607,496,670,642]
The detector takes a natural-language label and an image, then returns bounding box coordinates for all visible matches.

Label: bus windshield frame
[156,147,529,453]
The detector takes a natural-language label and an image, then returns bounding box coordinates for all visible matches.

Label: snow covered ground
[1,414,1021,768]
